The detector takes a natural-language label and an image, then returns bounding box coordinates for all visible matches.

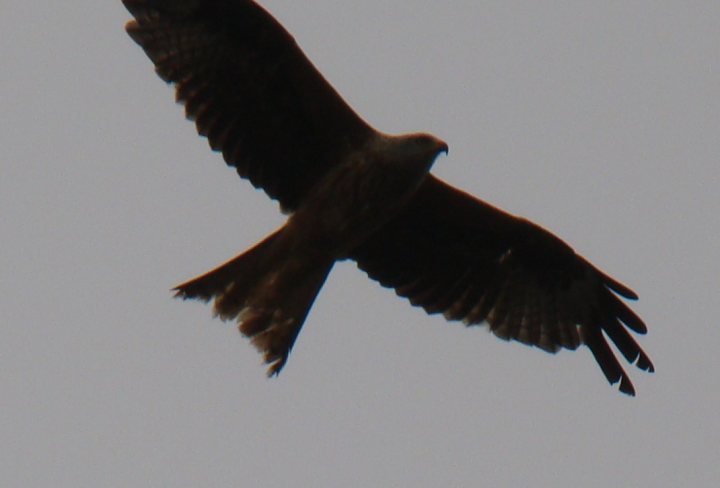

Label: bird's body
[176,132,447,373]
[123,0,653,394]
[283,133,448,258]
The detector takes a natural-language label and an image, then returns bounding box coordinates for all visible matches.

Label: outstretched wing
[351,176,654,395]
[123,0,375,211]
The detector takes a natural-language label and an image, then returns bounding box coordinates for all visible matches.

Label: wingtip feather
[618,375,636,396]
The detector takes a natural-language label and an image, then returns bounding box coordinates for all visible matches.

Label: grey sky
[2,1,719,486]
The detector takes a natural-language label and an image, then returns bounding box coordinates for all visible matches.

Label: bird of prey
[123,0,653,395]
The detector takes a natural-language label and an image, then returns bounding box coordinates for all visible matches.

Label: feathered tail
[173,228,333,375]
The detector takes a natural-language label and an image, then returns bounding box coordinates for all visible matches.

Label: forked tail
[173,228,333,375]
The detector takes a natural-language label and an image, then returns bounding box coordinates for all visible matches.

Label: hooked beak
[438,141,449,156]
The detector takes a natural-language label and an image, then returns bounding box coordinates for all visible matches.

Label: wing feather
[123,0,374,210]
[351,176,654,395]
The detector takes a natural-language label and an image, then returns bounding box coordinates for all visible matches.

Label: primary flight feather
[123,0,653,395]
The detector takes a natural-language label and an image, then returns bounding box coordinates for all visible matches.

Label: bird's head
[389,132,448,173]
[411,133,448,161]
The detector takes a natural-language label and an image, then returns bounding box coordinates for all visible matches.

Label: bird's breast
[285,155,429,258]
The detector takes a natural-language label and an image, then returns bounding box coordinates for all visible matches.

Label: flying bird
[123,0,653,395]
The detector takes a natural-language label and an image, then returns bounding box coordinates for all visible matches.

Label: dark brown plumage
[123,0,653,394]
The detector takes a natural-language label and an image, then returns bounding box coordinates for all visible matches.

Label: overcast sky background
[2,1,719,486]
